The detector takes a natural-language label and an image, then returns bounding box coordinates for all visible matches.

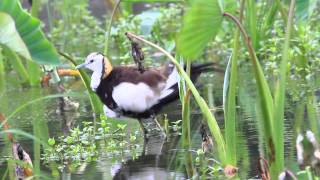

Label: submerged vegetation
[0,0,320,179]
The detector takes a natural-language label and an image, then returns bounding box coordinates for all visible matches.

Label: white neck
[90,67,103,91]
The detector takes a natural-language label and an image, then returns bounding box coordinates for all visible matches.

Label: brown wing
[111,66,168,88]
[151,62,175,79]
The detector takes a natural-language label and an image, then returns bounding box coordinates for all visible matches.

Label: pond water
[0,70,309,179]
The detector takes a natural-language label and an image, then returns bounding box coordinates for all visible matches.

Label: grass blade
[273,0,295,175]
[224,0,244,166]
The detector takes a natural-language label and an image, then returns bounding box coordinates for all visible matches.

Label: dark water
[0,72,304,179]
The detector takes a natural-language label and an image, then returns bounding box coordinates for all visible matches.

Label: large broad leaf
[0,0,60,65]
[0,12,31,60]
[177,0,223,60]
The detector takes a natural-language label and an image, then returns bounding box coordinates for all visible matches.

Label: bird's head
[76,52,113,77]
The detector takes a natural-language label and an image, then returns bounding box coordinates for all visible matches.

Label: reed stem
[104,0,121,55]
[224,0,244,166]
[28,0,42,87]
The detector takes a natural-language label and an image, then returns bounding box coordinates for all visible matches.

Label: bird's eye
[90,59,94,63]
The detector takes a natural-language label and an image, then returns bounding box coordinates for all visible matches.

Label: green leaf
[48,138,56,146]
[245,0,257,50]
[272,0,295,175]
[177,0,223,59]
[0,0,60,65]
[224,32,239,166]
[0,12,31,60]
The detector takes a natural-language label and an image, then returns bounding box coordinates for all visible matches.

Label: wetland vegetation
[0,0,320,179]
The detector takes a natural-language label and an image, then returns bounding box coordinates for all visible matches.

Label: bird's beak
[75,63,87,69]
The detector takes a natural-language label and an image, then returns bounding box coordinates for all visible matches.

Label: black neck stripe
[101,58,105,80]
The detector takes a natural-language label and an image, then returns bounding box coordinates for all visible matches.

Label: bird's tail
[152,62,222,114]
[189,62,223,82]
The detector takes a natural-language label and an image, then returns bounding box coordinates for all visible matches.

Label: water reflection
[113,136,186,179]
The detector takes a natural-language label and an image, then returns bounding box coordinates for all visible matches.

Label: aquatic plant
[42,118,142,171]
[177,0,300,178]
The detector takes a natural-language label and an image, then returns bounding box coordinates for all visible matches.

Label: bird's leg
[150,114,166,139]
[137,118,148,139]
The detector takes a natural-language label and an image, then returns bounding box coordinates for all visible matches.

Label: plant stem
[5,49,30,84]
[0,47,4,73]
[104,0,121,55]
[45,0,53,32]
[245,0,257,49]
[0,47,5,91]
[182,89,191,149]
[28,0,42,87]
[225,0,244,166]
[307,94,319,138]
[182,59,191,150]
[125,32,226,162]
[275,0,288,23]
[27,61,41,86]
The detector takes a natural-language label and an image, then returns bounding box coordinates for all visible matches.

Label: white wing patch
[103,105,117,118]
[112,82,159,112]
[160,67,178,99]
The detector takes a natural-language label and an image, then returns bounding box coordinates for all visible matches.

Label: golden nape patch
[103,57,113,79]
